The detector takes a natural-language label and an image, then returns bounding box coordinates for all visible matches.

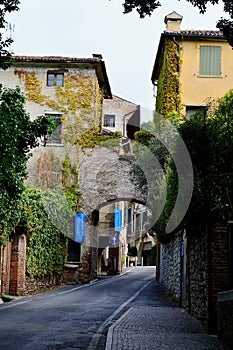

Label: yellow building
[151,11,233,118]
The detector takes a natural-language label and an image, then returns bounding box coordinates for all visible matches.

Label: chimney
[92,54,103,59]
[164,11,183,31]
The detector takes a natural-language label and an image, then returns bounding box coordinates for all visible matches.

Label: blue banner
[114,209,122,231]
[74,213,86,243]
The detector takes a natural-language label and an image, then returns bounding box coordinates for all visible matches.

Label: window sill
[198,75,222,78]
[65,262,81,268]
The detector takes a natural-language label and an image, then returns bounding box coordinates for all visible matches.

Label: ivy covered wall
[17,187,68,281]
[156,37,181,117]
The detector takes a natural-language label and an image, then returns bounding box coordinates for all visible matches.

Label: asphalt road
[0,266,165,350]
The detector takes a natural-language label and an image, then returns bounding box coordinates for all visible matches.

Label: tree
[0,0,20,69]
[156,89,233,241]
[0,86,55,242]
[119,0,233,47]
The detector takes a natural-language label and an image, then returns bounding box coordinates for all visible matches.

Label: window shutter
[200,46,221,76]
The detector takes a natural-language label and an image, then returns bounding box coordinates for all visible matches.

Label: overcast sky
[6,0,225,113]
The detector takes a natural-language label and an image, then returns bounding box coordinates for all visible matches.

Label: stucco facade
[103,95,140,138]
[152,11,233,118]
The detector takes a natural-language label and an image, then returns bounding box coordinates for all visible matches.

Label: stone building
[0,55,147,297]
[103,94,140,139]
[0,54,113,295]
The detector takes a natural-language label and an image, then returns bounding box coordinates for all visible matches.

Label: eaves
[151,30,226,84]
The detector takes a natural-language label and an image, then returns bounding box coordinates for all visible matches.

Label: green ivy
[0,86,55,244]
[76,128,122,150]
[17,187,69,280]
[156,38,181,117]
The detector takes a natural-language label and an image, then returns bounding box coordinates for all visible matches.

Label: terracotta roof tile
[13,55,102,63]
[164,29,224,39]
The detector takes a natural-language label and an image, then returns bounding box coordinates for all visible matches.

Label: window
[67,239,81,262]
[104,114,115,127]
[47,72,64,86]
[199,46,221,76]
[45,114,62,144]
[185,106,207,119]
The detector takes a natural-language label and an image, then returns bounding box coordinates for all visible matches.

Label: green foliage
[76,128,122,149]
[167,111,183,127]
[167,287,178,306]
[62,153,81,212]
[134,129,154,147]
[132,89,233,242]
[0,1,20,69]
[122,0,160,18]
[130,129,169,201]
[156,38,180,117]
[140,120,155,132]
[154,159,179,242]
[17,187,68,280]
[157,89,233,241]
[0,86,55,243]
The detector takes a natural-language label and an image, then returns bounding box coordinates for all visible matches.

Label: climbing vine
[62,153,81,212]
[14,69,102,144]
[17,187,69,280]
[156,38,181,117]
[0,86,55,244]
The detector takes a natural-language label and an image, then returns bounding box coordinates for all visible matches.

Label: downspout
[172,36,180,112]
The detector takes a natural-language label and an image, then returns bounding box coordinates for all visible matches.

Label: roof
[151,29,225,83]
[12,55,112,99]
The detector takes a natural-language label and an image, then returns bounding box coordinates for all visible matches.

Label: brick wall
[208,223,230,333]
[1,243,11,295]
[159,222,230,334]
[9,234,26,295]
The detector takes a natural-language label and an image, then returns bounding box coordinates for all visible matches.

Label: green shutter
[200,46,221,76]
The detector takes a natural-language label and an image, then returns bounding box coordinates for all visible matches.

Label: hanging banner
[74,213,86,243]
[114,209,122,231]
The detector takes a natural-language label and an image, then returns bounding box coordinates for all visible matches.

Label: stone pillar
[9,234,26,295]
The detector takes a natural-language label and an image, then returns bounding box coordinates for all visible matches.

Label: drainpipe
[172,36,180,112]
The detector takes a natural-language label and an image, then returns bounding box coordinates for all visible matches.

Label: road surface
[0,266,162,350]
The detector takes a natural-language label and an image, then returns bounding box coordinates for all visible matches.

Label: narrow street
[0,267,229,350]
[0,267,158,349]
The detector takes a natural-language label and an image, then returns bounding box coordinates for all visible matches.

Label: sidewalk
[105,305,230,350]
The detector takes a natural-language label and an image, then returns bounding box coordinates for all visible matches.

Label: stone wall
[25,274,63,295]
[78,144,144,215]
[160,234,183,300]
[188,233,209,328]
[159,222,231,334]
[103,95,139,137]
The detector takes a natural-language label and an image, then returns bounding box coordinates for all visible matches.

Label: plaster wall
[103,95,139,136]
[179,39,233,109]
